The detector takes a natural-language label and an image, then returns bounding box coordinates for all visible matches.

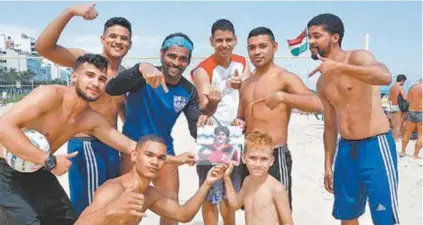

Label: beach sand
[1,103,422,224]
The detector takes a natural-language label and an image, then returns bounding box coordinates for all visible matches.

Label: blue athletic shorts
[67,137,120,216]
[333,132,400,225]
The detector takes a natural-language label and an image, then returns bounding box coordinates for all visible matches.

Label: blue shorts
[68,137,120,216]
[333,132,400,224]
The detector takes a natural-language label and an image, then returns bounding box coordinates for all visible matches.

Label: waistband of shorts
[69,136,99,142]
[273,144,289,153]
[340,131,391,142]
[409,111,422,114]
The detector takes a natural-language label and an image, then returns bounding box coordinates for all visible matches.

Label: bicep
[41,46,86,68]
[317,86,336,128]
[273,187,292,222]
[148,189,181,220]
[79,183,120,217]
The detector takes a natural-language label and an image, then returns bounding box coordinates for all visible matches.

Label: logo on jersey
[173,96,188,113]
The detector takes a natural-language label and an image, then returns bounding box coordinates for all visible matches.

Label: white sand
[1,104,422,224]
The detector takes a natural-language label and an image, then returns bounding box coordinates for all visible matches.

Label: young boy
[224,129,293,225]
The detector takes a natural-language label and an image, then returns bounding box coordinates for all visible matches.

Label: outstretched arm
[34,4,97,67]
[183,90,201,139]
[224,170,246,210]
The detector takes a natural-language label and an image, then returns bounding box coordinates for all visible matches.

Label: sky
[0,1,421,90]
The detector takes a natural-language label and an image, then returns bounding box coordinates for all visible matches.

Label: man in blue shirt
[106,32,202,225]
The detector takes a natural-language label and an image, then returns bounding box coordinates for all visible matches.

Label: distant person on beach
[401,79,422,158]
[76,135,227,225]
[307,13,399,224]
[191,18,249,225]
[35,3,133,215]
[389,74,408,140]
[232,26,322,210]
[105,32,201,225]
[224,129,293,225]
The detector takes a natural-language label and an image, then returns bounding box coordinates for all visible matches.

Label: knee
[219,200,235,217]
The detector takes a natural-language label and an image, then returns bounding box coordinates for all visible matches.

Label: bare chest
[320,75,365,107]
[244,188,276,218]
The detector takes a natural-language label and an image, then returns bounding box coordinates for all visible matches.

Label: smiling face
[247,34,278,68]
[210,29,237,58]
[160,46,190,82]
[101,25,132,60]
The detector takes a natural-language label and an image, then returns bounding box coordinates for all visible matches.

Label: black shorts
[241,145,293,209]
[0,159,76,225]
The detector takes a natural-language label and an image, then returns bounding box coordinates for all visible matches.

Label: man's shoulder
[94,178,125,198]
[33,85,66,101]
[179,76,197,94]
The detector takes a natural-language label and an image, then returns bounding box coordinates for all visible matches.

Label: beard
[76,83,100,102]
[160,58,186,83]
[310,43,330,60]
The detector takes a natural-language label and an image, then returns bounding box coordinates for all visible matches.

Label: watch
[43,155,57,171]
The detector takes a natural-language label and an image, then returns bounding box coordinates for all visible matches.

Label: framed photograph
[196,125,244,166]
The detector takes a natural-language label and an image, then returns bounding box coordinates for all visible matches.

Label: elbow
[381,72,392,85]
[177,214,194,223]
[105,83,119,96]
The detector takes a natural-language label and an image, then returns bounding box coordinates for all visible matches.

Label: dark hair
[104,17,132,36]
[136,134,166,150]
[307,13,344,46]
[211,19,235,36]
[161,32,194,60]
[75,53,108,71]
[396,74,407,82]
[214,126,230,137]
[248,26,275,42]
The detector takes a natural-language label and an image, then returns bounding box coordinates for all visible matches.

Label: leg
[392,112,401,140]
[68,139,102,216]
[414,123,422,158]
[401,122,416,157]
[332,141,365,221]
[341,219,359,225]
[0,162,40,225]
[28,170,76,225]
[153,163,179,225]
[365,134,400,225]
[202,201,219,225]
[219,199,235,225]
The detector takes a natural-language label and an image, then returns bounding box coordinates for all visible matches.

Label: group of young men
[0,3,408,225]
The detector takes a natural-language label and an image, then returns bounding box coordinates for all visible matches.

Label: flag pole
[363,33,370,50]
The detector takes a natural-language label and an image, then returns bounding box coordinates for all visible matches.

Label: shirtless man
[233,26,322,209]
[191,18,250,225]
[75,134,227,225]
[34,3,133,216]
[401,79,422,158]
[0,54,136,225]
[389,74,408,140]
[224,129,293,225]
[307,13,398,225]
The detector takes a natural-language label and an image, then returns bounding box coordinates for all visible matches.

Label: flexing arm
[34,4,96,67]
[0,86,58,164]
[192,68,219,116]
[341,50,392,85]
[282,72,323,112]
[273,185,294,225]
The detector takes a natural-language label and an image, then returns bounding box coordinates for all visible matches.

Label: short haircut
[211,19,235,36]
[248,26,275,42]
[396,74,407,82]
[75,53,108,72]
[244,129,273,155]
[307,13,345,46]
[136,134,166,151]
[104,17,132,36]
[214,126,230,136]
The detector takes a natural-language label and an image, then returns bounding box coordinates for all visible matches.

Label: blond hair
[244,129,273,155]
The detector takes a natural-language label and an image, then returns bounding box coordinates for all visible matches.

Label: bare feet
[413,155,422,159]
[399,152,406,157]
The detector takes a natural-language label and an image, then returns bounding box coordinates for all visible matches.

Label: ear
[160,49,165,59]
[130,150,137,163]
[100,34,106,46]
[273,41,279,54]
[332,33,340,45]
[71,71,78,84]
[128,39,133,50]
[241,153,246,164]
[269,155,275,166]
[233,35,238,46]
[210,36,214,47]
